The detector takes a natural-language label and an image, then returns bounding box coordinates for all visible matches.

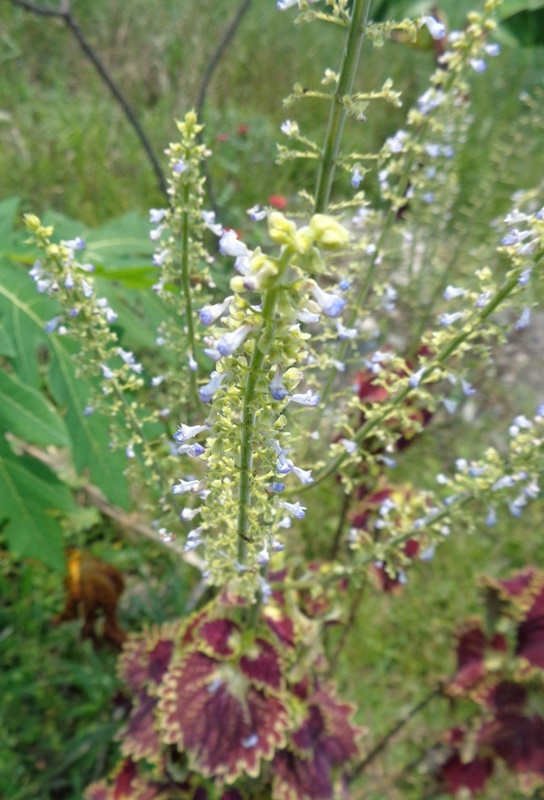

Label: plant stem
[313,0,373,213]
[236,286,280,563]
[303,270,524,491]
[348,682,446,782]
[179,183,200,415]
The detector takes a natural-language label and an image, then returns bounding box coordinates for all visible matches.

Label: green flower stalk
[149,111,216,415]
[172,211,351,596]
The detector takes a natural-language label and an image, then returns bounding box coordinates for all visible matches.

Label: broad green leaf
[0,259,130,509]
[47,347,131,510]
[0,436,73,571]
[0,370,70,447]
[41,210,91,242]
[0,196,21,255]
[498,7,544,46]
[95,277,172,351]
[83,211,154,271]
[499,0,544,15]
[0,258,59,387]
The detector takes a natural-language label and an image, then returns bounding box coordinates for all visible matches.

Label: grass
[2,1,544,797]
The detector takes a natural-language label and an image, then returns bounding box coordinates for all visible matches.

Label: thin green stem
[179,183,200,415]
[313,0,373,213]
[236,284,283,563]
[302,270,522,491]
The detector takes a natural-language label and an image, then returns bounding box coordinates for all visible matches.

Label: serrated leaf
[0,370,71,447]
[0,436,72,570]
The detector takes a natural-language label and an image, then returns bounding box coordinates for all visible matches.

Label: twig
[11,0,169,199]
[349,682,446,782]
[195,0,252,120]
[330,489,351,558]
[194,0,252,212]
[328,577,366,670]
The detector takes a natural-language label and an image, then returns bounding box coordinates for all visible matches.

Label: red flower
[216,133,229,142]
[236,124,249,136]
[269,194,288,210]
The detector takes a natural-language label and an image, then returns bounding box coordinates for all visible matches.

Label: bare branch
[10,0,169,199]
[195,0,253,212]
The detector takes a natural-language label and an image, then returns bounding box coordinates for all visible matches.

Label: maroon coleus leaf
[158,650,289,782]
[311,687,361,766]
[198,618,239,659]
[84,782,110,800]
[516,614,544,672]
[263,604,296,648]
[447,621,507,702]
[118,623,178,693]
[483,568,544,622]
[353,350,433,454]
[118,690,162,764]
[272,684,362,800]
[487,681,526,714]
[84,759,170,800]
[479,712,544,777]
[440,752,494,797]
[273,747,335,800]
[240,637,283,692]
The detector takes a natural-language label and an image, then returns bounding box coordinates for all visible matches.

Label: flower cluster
[172,210,352,594]
[435,567,544,796]
[148,112,216,403]
[25,216,144,402]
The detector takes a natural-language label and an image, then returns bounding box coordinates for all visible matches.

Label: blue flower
[270,367,289,401]
[310,283,346,318]
[217,324,253,357]
[199,371,226,403]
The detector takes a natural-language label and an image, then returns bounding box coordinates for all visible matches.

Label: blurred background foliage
[1,0,544,797]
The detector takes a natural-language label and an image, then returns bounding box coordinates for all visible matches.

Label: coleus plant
[14,0,544,797]
[435,567,544,796]
[85,581,362,800]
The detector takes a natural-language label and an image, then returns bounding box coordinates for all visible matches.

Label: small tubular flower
[216,324,254,357]
[199,296,233,326]
[309,283,346,318]
[199,371,226,403]
[219,230,251,258]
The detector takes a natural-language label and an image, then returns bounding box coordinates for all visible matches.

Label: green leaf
[498,6,544,46]
[0,258,59,387]
[95,277,173,350]
[47,347,131,510]
[83,211,154,270]
[0,370,71,447]
[0,196,21,256]
[0,436,72,571]
[0,259,130,509]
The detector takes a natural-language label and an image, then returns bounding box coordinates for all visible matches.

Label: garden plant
[2,0,544,797]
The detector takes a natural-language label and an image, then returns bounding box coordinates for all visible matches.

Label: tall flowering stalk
[175,211,350,594]
[21,0,544,797]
